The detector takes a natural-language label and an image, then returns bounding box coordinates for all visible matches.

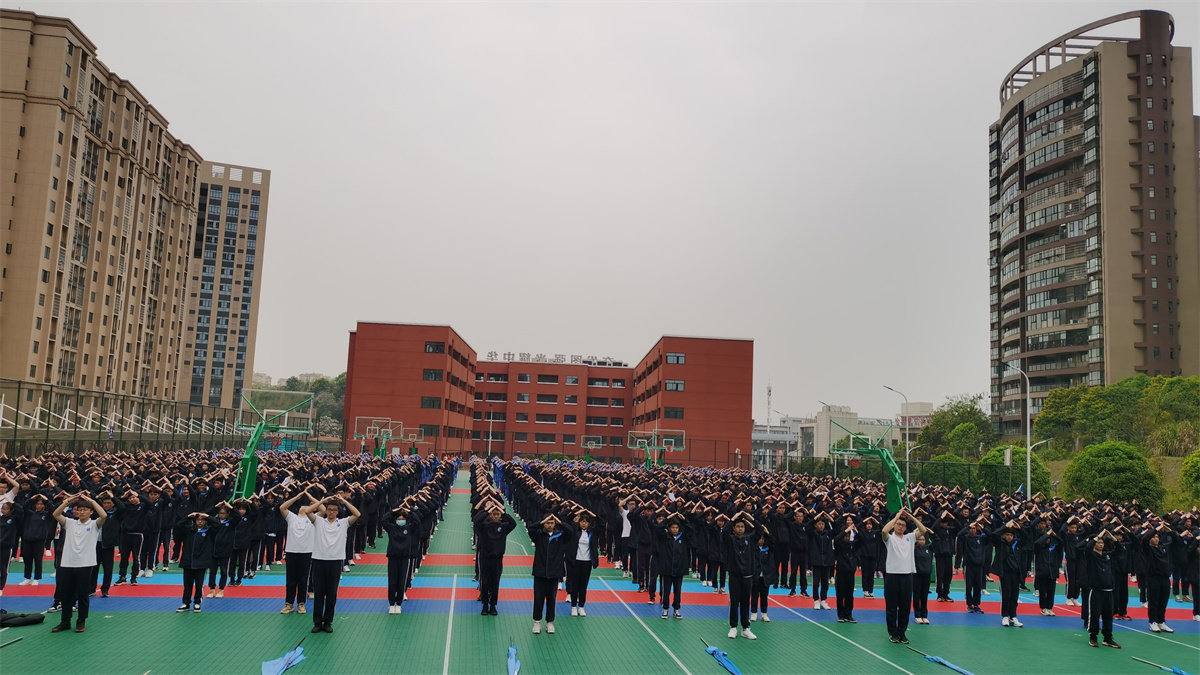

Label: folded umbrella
[262,637,307,675]
[507,641,521,675]
[1132,656,1194,675]
[905,646,975,675]
[700,638,743,675]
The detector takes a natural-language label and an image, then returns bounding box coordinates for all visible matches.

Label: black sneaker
[47,603,62,613]
[788,590,796,597]
[193,603,202,613]
[1102,639,1121,649]
[889,636,900,644]
[114,578,126,586]
[899,635,910,644]
[661,609,669,619]
[312,625,323,634]
[674,610,682,620]
[488,607,498,616]
[481,607,490,616]
[177,604,189,612]
[837,618,846,623]
[322,623,333,634]
[847,617,858,624]
[1088,637,1099,648]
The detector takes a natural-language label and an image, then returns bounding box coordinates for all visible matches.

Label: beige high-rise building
[1,10,202,399]
[988,10,1199,435]
[180,162,270,409]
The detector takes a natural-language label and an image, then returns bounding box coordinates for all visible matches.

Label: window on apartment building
[534,433,555,443]
[515,412,529,422]
[564,395,578,404]
[1149,210,1156,220]
[610,398,624,407]
[419,424,439,438]
[474,392,484,401]
[536,394,557,404]
[475,373,484,382]
[587,416,607,426]
[664,407,684,419]
[1153,347,1161,359]
[425,341,445,353]
[610,418,624,427]
[612,379,625,388]
[517,373,530,383]
[666,353,686,365]
[565,375,579,385]
[563,415,576,424]
[421,396,442,409]
[536,414,557,424]
[537,374,559,384]
[587,397,608,406]
[486,373,508,383]
[1152,300,1159,312]
[608,437,623,446]
[423,369,443,381]
[1152,324,1159,335]
[514,432,528,443]
[564,435,576,445]
[587,378,609,387]
[516,393,529,403]
[485,393,507,402]
[1150,232,1157,243]
[1150,255,1157,266]
[665,380,685,392]
[473,411,483,421]
[486,412,506,422]
[1151,278,1158,289]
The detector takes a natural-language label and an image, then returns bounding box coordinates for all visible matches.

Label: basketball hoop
[270,435,283,450]
[849,458,861,468]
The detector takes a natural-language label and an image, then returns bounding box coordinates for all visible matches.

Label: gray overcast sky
[9,1,1198,420]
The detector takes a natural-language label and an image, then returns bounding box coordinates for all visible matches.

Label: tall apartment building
[988,10,1199,435]
[343,322,754,466]
[181,162,270,408]
[1,10,202,399]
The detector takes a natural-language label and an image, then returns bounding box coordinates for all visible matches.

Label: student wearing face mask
[473,499,517,617]
[382,499,430,614]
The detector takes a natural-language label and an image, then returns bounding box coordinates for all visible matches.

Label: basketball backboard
[353,416,404,440]
[239,389,314,433]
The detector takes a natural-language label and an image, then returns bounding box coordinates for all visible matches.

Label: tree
[977,445,1051,496]
[315,416,342,439]
[1062,441,1166,510]
[920,453,969,489]
[1181,448,1200,501]
[916,394,996,457]
[945,422,982,460]
[1033,386,1085,446]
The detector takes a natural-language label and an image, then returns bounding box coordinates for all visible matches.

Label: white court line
[769,598,917,675]
[600,578,693,675]
[442,574,457,675]
[1052,602,1199,651]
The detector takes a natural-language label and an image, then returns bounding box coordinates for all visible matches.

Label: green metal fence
[783,456,1032,495]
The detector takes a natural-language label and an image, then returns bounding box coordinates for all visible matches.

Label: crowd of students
[2,449,1198,651]
[0,449,454,634]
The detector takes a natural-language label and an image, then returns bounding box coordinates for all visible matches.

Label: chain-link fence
[778,456,1032,495]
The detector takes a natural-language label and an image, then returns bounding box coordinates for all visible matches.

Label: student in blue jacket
[528,512,570,635]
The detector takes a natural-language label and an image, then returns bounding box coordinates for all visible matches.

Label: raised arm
[339,495,361,524]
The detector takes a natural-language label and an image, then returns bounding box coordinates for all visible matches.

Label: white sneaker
[814,600,821,610]
[1150,622,1161,632]
[761,613,770,622]
[1046,610,1055,616]
[31,580,38,586]
[1159,623,1174,633]
[750,611,758,622]
[533,620,541,634]
[1193,614,1200,622]
[741,628,757,640]
[1002,617,1010,627]
[396,605,402,615]
[50,572,56,578]
[821,600,831,610]
[1142,602,1149,608]
[983,589,991,596]
[18,579,31,586]
[354,554,361,560]
[579,608,586,617]
[264,565,271,571]
[145,570,153,578]
[571,607,578,617]
[547,622,555,634]
[137,570,146,578]
[343,565,350,573]
[728,627,738,639]
[1011,617,1023,628]
[387,605,395,614]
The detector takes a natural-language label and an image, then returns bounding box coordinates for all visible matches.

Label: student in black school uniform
[229,498,258,586]
[1180,529,1200,622]
[564,511,600,618]
[931,512,957,602]
[687,503,713,589]
[787,508,810,598]
[138,486,167,578]
[1108,527,1133,620]
[858,517,883,598]
[991,520,1027,628]
[1080,529,1121,648]
[808,515,835,610]
[913,532,933,624]
[19,494,53,587]
[51,493,106,634]
[206,502,236,598]
[1142,526,1174,633]
[382,499,427,615]
[654,511,690,620]
[1032,519,1063,616]
[705,507,728,595]
[0,499,23,596]
[170,483,196,563]
[92,493,124,597]
[247,496,266,577]
[834,515,863,624]
[528,512,570,635]
[768,502,791,589]
[750,526,776,623]
[1063,520,1085,606]
[473,498,517,617]
[958,520,989,614]
[114,489,148,587]
[176,512,216,613]
[722,511,761,640]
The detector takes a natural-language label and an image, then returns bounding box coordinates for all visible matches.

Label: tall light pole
[487,403,494,458]
[1026,439,1052,495]
[1002,362,1031,496]
[773,408,790,472]
[905,444,926,486]
[884,386,910,485]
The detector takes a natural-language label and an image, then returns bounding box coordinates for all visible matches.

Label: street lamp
[1024,439,1052,495]
[884,386,911,485]
[487,403,494,458]
[772,408,790,472]
[905,444,926,486]
[1002,362,1032,497]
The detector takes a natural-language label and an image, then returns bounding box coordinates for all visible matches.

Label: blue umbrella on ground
[905,646,975,675]
[262,637,307,675]
[1132,656,1194,675]
[507,639,520,675]
[700,638,743,675]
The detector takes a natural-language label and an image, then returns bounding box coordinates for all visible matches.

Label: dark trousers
[232,548,250,582]
[708,560,726,589]
[157,529,172,566]
[884,573,913,638]
[208,555,230,589]
[265,535,284,563]
[1085,588,1114,640]
[57,566,91,626]
[0,545,11,590]
[788,549,808,593]
[310,558,342,627]
[284,551,312,605]
[1172,563,1191,596]
[660,573,683,610]
[532,576,557,621]
[387,556,413,606]
[21,539,45,580]
[1000,572,1020,617]
[1065,558,1080,599]
[913,572,931,618]
[728,574,752,628]
[93,544,115,592]
[812,565,831,601]
[750,576,770,614]
[1114,574,1130,615]
[118,532,144,578]
[182,568,206,604]
[619,536,633,573]
[835,566,856,618]
[861,558,878,593]
[139,532,160,571]
[479,555,503,608]
[772,545,790,585]
[568,560,592,607]
[1035,575,1056,610]
[934,554,953,598]
[636,547,653,589]
[1146,574,1169,624]
[964,563,984,607]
